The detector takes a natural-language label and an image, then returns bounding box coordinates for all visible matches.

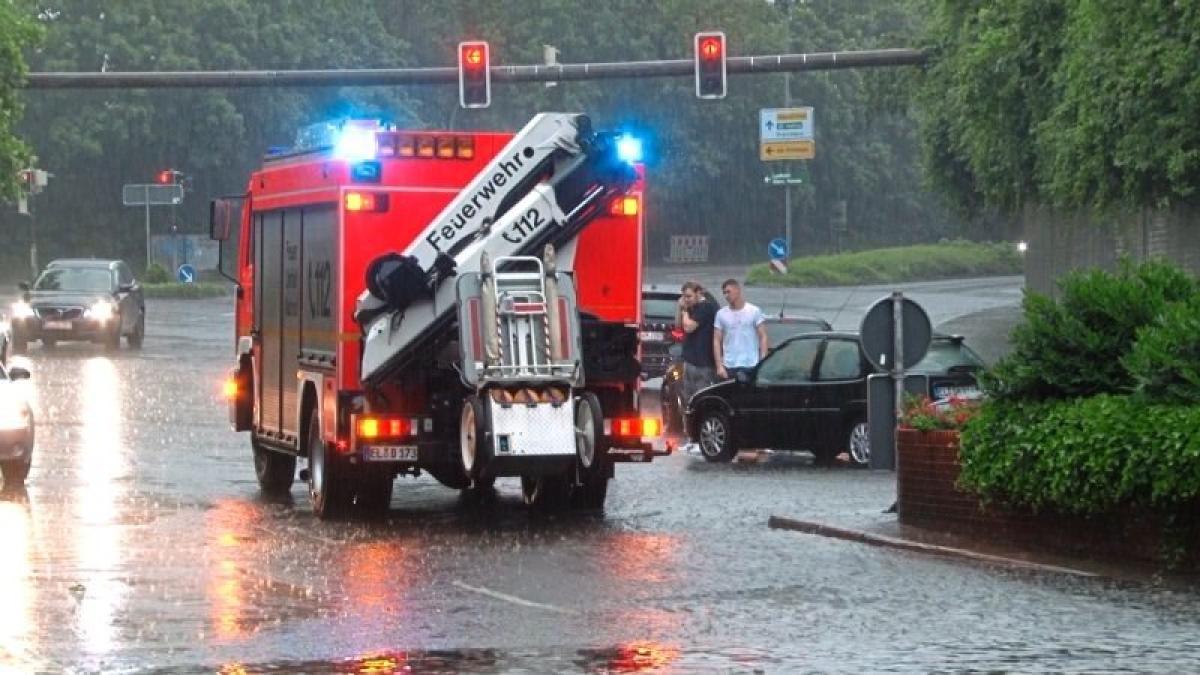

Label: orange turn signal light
[610,196,640,216]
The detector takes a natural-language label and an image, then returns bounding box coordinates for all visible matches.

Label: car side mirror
[8,367,30,381]
[16,282,29,292]
[668,344,682,359]
[119,282,136,293]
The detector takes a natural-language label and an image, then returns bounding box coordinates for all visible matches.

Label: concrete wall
[1024,205,1200,296]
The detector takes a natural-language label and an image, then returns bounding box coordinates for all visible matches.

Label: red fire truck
[211,113,664,518]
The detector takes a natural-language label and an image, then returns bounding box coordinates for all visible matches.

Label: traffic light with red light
[157,170,174,184]
[458,41,491,109]
[694,31,727,99]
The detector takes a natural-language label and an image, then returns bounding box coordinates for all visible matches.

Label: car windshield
[642,296,678,320]
[34,267,113,292]
[912,340,985,372]
[766,320,828,345]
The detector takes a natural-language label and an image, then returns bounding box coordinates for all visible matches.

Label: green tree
[919,0,1200,213]
[0,0,41,201]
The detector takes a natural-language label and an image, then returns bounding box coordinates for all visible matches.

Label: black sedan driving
[685,332,983,466]
[10,259,145,352]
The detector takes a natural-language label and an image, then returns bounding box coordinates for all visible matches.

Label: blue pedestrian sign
[768,238,789,261]
[177,264,196,284]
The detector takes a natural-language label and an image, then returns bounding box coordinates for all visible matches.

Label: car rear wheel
[847,421,871,467]
[0,447,31,486]
[698,408,736,463]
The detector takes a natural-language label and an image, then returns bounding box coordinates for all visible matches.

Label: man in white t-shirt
[713,278,768,380]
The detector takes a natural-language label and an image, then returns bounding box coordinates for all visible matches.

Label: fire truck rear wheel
[458,394,490,482]
[253,439,295,495]
[307,407,352,518]
[574,392,603,471]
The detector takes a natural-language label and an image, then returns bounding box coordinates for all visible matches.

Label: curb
[767,515,1097,577]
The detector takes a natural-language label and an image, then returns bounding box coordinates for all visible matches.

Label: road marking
[451,580,578,614]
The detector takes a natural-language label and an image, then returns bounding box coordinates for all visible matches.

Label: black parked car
[639,284,719,380]
[661,314,833,432]
[685,332,983,466]
[10,259,145,353]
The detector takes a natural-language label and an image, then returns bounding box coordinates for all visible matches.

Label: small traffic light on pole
[157,169,185,185]
[458,41,491,108]
[694,31,727,99]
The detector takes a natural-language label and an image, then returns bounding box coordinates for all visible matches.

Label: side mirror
[8,367,30,381]
[667,344,682,359]
[16,282,29,292]
[118,283,136,293]
[210,199,234,241]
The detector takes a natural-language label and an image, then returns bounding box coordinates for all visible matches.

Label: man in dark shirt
[676,281,719,417]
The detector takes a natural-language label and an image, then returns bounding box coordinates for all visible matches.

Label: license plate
[639,331,664,342]
[44,320,72,330]
[934,385,980,400]
[363,445,418,462]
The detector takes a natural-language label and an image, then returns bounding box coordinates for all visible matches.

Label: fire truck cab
[212,114,663,518]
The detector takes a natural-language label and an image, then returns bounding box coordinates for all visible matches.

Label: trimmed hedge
[960,396,1200,514]
[142,282,229,298]
[745,240,1022,287]
[1125,294,1200,404]
[983,260,1197,401]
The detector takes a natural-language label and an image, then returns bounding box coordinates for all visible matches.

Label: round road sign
[859,295,932,370]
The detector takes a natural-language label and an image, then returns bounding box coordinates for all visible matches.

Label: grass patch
[142,282,230,299]
[746,240,1023,287]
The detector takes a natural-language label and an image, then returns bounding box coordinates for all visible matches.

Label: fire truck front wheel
[306,408,353,518]
[252,439,295,495]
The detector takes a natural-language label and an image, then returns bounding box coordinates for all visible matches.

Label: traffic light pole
[23,48,927,89]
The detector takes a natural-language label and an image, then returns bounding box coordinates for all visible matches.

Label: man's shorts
[682,362,717,404]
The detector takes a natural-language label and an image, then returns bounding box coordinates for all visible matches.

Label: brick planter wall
[896,428,1198,567]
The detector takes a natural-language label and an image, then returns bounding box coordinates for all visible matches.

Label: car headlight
[86,301,116,320]
[0,404,29,432]
[10,302,34,320]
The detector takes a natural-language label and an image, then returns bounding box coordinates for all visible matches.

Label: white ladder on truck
[490,257,554,378]
[357,115,635,386]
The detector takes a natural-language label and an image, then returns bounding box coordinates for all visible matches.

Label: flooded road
[3,284,1199,673]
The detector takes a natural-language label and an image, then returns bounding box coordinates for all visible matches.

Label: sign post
[859,293,932,471]
[123,183,184,270]
[761,105,814,262]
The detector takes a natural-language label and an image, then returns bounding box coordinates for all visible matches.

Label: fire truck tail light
[607,417,661,438]
[355,415,412,440]
[345,192,389,213]
[396,135,416,157]
[610,196,640,216]
[456,136,475,159]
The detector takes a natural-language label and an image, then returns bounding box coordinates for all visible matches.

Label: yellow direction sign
[760,139,815,161]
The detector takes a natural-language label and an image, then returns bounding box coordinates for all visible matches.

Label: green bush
[983,260,1197,401]
[143,263,170,284]
[1125,294,1200,404]
[745,240,1022,287]
[960,396,1200,514]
